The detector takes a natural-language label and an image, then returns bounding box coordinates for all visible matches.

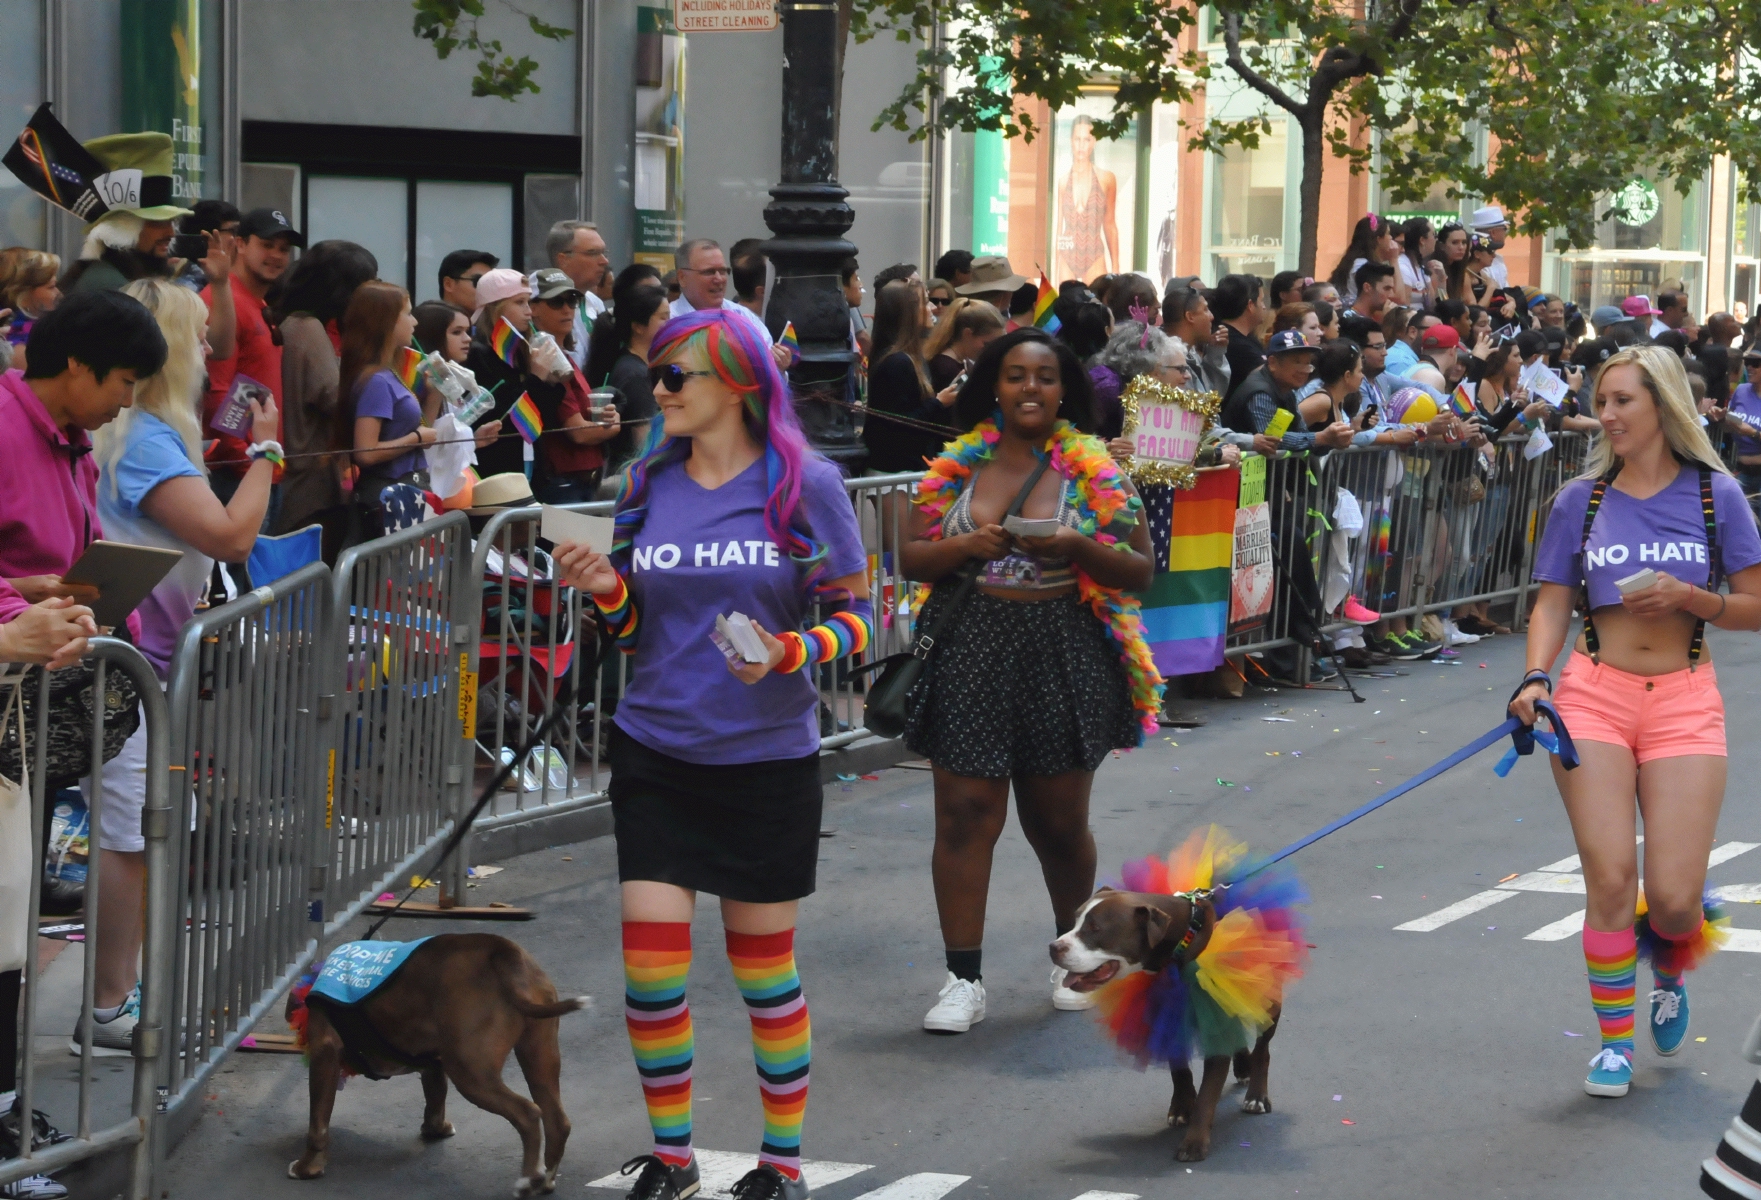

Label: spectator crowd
[5,129,1761,1200]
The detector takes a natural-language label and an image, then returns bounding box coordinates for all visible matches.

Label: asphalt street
[156,629,1761,1200]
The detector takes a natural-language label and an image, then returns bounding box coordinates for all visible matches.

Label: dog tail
[509,993,592,1019]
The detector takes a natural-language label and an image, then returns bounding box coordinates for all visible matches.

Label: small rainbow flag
[1031,273,1060,333]
[490,317,525,368]
[393,345,426,393]
[1449,381,1476,420]
[507,391,542,445]
[778,321,800,366]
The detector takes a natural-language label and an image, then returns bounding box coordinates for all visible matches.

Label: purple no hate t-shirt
[1531,466,1761,610]
[614,454,867,765]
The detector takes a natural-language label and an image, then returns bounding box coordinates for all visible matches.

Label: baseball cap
[1621,294,1663,318]
[529,267,583,303]
[236,207,305,248]
[1266,329,1320,355]
[1590,305,1625,331]
[1420,324,1460,351]
[471,267,535,325]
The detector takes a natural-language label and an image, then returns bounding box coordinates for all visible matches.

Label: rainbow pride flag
[1449,381,1476,419]
[1032,273,1060,333]
[778,320,800,366]
[508,391,542,444]
[1137,469,1235,677]
[490,317,525,368]
[393,346,426,393]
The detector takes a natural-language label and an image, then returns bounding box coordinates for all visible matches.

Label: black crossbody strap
[1690,466,1718,665]
[1579,467,1618,663]
[911,456,1052,658]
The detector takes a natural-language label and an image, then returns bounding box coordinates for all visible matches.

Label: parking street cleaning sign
[675,0,778,31]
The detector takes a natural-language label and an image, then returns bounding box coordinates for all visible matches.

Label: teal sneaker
[1648,981,1689,1056]
[1584,1047,1632,1097]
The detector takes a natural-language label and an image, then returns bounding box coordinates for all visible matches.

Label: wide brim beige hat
[955,254,1028,295]
[464,471,538,515]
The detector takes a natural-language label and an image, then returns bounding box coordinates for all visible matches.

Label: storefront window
[1048,97,1141,282]
[1733,172,1759,322]
[0,4,45,249]
[1556,170,1708,312]
[1208,123,1288,282]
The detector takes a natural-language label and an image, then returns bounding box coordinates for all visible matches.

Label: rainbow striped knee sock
[623,922,694,1167]
[1583,924,1636,1064]
[726,929,810,1182]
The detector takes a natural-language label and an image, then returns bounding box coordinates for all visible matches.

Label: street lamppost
[761,0,865,469]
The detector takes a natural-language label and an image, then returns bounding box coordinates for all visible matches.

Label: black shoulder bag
[856,458,1050,739]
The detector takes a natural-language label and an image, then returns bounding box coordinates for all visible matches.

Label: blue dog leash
[1224,700,1578,884]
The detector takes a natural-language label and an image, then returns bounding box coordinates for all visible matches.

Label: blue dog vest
[309,938,433,1007]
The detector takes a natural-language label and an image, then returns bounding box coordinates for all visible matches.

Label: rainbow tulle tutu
[1634,890,1728,975]
[1094,826,1308,1067]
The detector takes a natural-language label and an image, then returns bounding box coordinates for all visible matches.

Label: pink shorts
[1552,652,1726,764]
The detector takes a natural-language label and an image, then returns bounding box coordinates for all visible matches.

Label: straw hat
[465,472,537,515]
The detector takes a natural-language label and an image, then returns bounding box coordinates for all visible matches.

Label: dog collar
[1169,888,1212,957]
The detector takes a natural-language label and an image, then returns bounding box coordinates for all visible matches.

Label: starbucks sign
[1614,179,1661,227]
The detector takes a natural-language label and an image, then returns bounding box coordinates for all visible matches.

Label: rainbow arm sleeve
[591,573,640,653]
[775,597,873,674]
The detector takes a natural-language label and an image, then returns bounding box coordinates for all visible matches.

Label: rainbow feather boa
[914,419,1165,736]
[1092,827,1308,1067]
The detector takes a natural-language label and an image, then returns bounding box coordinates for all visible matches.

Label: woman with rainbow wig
[556,309,869,1200]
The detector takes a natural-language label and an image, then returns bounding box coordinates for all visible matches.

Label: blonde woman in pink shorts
[1511,345,1761,1099]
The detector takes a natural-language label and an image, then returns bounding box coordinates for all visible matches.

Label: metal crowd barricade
[157,566,330,1150]
[0,639,170,1199]
[1225,432,1590,665]
[325,512,473,921]
[452,471,924,871]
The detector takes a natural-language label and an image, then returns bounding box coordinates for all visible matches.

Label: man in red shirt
[202,208,301,521]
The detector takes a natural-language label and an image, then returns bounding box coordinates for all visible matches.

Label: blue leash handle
[1246,699,1577,875]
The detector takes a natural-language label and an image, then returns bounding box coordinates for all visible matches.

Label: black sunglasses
[649,364,716,393]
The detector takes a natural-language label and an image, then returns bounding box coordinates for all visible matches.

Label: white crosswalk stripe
[587,1151,872,1196]
[846,1174,971,1200]
[1393,888,1515,931]
[1523,909,1585,942]
[1398,839,1761,938]
[1069,1193,1142,1200]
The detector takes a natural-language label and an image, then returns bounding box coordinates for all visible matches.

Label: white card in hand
[1519,360,1569,406]
[716,612,769,663]
[1003,515,1060,538]
[540,505,614,553]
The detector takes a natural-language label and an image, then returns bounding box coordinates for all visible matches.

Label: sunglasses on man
[649,364,716,393]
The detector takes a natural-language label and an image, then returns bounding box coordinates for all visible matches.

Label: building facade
[1,0,931,303]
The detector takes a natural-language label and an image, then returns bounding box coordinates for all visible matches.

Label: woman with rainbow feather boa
[555,309,870,1200]
[898,327,1165,1034]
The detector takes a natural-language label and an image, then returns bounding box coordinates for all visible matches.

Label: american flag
[1143,483,1175,571]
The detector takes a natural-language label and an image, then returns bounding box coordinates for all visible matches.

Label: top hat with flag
[3,103,190,225]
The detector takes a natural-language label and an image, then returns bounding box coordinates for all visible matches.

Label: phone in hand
[170,233,210,261]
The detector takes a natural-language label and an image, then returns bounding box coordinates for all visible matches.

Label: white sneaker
[68,988,137,1058]
[923,972,986,1033]
[0,1174,67,1199]
[1443,619,1481,646]
[1051,967,1095,1011]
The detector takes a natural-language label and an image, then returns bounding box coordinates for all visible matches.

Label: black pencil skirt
[608,723,824,903]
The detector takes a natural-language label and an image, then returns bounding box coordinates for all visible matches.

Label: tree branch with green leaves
[852,0,1761,275]
[412,0,573,101]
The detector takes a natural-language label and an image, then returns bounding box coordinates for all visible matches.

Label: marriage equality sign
[1229,454,1273,633]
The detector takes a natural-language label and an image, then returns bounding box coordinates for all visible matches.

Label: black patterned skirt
[903,587,1141,779]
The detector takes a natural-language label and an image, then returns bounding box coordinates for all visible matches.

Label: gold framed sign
[1118,375,1220,490]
